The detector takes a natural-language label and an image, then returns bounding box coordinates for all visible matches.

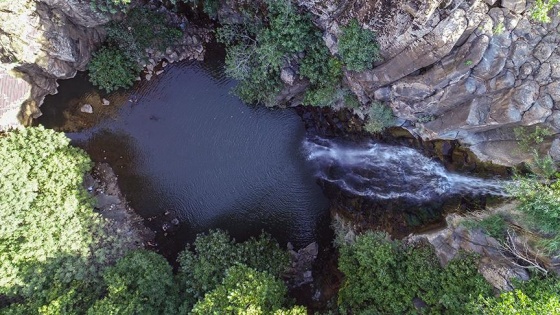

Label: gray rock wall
[300,0,560,166]
[0,0,107,129]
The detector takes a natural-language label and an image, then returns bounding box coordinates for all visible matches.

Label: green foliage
[463,214,508,241]
[493,22,505,35]
[337,231,493,314]
[89,0,131,14]
[106,8,182,60]
[508,175,560,254]
[177,230,289,307]
[364,102,394,133]
[186,0,221,18]
[191,265,305,314]
[218,0,321,105]
[514,126,553,153]
[88,250,179,315]
[338,19,381,71]
[531,0,560,23]
[300,41,345,107]
[0,127,135,307]
[88,46,139,92]
[89,7,182,92]
[472,275,560,314]
[343,93,361,109]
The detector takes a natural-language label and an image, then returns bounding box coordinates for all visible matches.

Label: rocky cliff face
[0,0,107,129]
[299,0,560,166]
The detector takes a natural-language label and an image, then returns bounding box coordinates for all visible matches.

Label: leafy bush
[364,102,394,133]
[463,214,508,241]
[0,127,136,305]
[531,0,560,23]
[514,126,552,153]
[472,275,560,314]
[508,175,560,254]
[177,230,289,307]
[191,265,306,314]
[89,0,131,14]
[88,250,179,315]
[337,231,492,314]
[88,46,139,92]
[300,41,345,107]
[338,19,381,71]
[186,0,221,18]
[106,8,182,60]
[217,0,320,105]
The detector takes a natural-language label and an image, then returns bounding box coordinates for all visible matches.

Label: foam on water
[303,136,508,202]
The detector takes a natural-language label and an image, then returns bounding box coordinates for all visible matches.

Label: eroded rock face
[299,0,560,166]
[0,0,107,129]
[408,213,530,291]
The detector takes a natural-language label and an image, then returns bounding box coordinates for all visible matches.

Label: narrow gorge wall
[0,0,107,129]
[300,0,560,165]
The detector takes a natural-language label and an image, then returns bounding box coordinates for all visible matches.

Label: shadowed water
[304,136,508,202]
[40,59,330,254]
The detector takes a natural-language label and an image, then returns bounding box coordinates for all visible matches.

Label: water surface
[40,59,330,256]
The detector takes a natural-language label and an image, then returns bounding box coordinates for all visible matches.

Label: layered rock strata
[299,0,560,165]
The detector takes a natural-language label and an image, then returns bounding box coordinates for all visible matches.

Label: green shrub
[177,230,289,307]
[364,102,394,133]
[514,126,552,153]
[472,275,560,314]
[508,175,560,254]
[300,41,345,107]
[87,250,179,315]
[191,265,305,314]
[463,214,508,241]
[531,0,560,23]
[187,0,222,18]
[106,8,182,60]
[338,19,381,71]
[337,231,492,314]
[89,0,131,14]
[217,0,320,105]
[0,127,136,305]
[88,46,139,92]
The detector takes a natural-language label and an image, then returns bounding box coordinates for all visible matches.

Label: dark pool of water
[39,57,330,257]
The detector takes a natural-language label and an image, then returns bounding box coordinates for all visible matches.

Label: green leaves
[176,230,289,306]
[191,265,293,314]
[338,19,381,72]
[0,127,136,309]
[337,231,492,314]
[88,46,139,93]
[88,250,179,315]
[364,102,394,133]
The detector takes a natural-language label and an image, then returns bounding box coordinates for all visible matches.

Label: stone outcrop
[299,0,560,166]
[0,0,107,129]
[0,0,210,131]
[408,212,531,291]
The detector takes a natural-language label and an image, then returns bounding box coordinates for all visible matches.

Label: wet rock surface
[85,163,155,248]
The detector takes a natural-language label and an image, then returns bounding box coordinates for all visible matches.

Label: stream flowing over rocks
[296,0,560,166]
[304,136,508,201]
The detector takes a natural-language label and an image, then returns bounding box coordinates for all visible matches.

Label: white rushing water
[303,136,508,202]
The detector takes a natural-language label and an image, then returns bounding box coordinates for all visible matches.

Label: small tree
[88,46,139,92]
[364,102,394,133]
[338,19,381,71]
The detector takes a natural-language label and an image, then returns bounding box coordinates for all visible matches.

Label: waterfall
[303,136,508,202]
